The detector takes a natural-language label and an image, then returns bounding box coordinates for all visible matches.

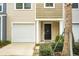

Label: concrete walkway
[0,43,35,56]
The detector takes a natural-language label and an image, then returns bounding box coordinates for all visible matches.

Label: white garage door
[12,23,35,42]
[72,23,79,42]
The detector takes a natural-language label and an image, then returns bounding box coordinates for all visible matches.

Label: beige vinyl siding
[36,3,63,19]
[7,3,35,41]
[52,21,59,40]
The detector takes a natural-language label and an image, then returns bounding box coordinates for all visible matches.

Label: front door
[44,24,51,40]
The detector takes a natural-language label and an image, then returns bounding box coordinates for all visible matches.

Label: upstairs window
[44,3,55,8]
[72,3,78,8]
[16,3,31,9]
[16,3,23,9]
[0,4,3,12]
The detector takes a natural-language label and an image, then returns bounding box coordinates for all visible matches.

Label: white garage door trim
[11,22,35,43]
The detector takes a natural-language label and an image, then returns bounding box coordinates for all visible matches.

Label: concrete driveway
[0,43,35,56]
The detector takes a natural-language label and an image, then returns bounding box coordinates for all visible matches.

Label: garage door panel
[12,24,35,42]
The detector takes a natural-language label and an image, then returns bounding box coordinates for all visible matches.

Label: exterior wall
[2,16,7,41]
[0,17,1,40]
[72,4,79,23]
[36,3,63,19]
[7,3,35,41]
[52,21,59,40]
[41,21,59,42]
[0,16,7,41]
[0,3,6,41]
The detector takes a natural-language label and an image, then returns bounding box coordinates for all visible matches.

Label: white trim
[0,14,6,16]
[44,3,55,8]
[0,3,3,12]
[11,22,35,24]
[14,3,32,10]
[43,22,53,41]
[36,18,63,21]
[11,22,35,43]
[72,22,79,23]
[36,20,40,43]
[59,20,64,35]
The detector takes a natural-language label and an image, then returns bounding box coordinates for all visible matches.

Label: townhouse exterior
[7,3,63,43]
[0,3,79,43]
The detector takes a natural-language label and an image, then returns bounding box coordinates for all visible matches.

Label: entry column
[36,20,40,43]
[59,20,64,35]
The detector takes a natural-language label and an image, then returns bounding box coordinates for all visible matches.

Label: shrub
[73,43,79,55]
[0,40,11,48]
[51,42,55,50]
[36,44,40,46]
[0,40,2,47]
[51,35,64,52]
[2,40,11,45]
[55,35,64,43]
[51,42,63,52]
[54,43,63,52]
[39,43,52,56]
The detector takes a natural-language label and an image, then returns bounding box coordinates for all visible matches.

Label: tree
[62,3,73,56]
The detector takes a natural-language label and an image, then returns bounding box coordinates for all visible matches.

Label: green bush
[55,35,64,43]
[73,43,79,55]
[51,35,64,52]
[51,43,63,52]
[39,35,64,56]
[54,43,63,52]
[2,40,11,46]
[51,42,55,50]
[0,40,11,48]
[0,40,2,47]
[36,44,40,46]
[39,43,52,56]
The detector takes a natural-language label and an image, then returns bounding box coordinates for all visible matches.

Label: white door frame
[11,22,35,43]
[43,22,53,41]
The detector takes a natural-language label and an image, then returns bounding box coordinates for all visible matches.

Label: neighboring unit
[72,3,79,42]
[0,3,7,41]
[7,3,35,42]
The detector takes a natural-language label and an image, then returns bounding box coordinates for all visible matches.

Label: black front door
[44,24,51,40]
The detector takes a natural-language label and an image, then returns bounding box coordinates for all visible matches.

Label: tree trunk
[62,3,72,56]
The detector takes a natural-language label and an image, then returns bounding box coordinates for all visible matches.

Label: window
[24,3,31,9]
[16,3,23,9]
[44,3,55,8]
[0,4,3,12]
[16,3,31,9]
[72,3,78,8]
